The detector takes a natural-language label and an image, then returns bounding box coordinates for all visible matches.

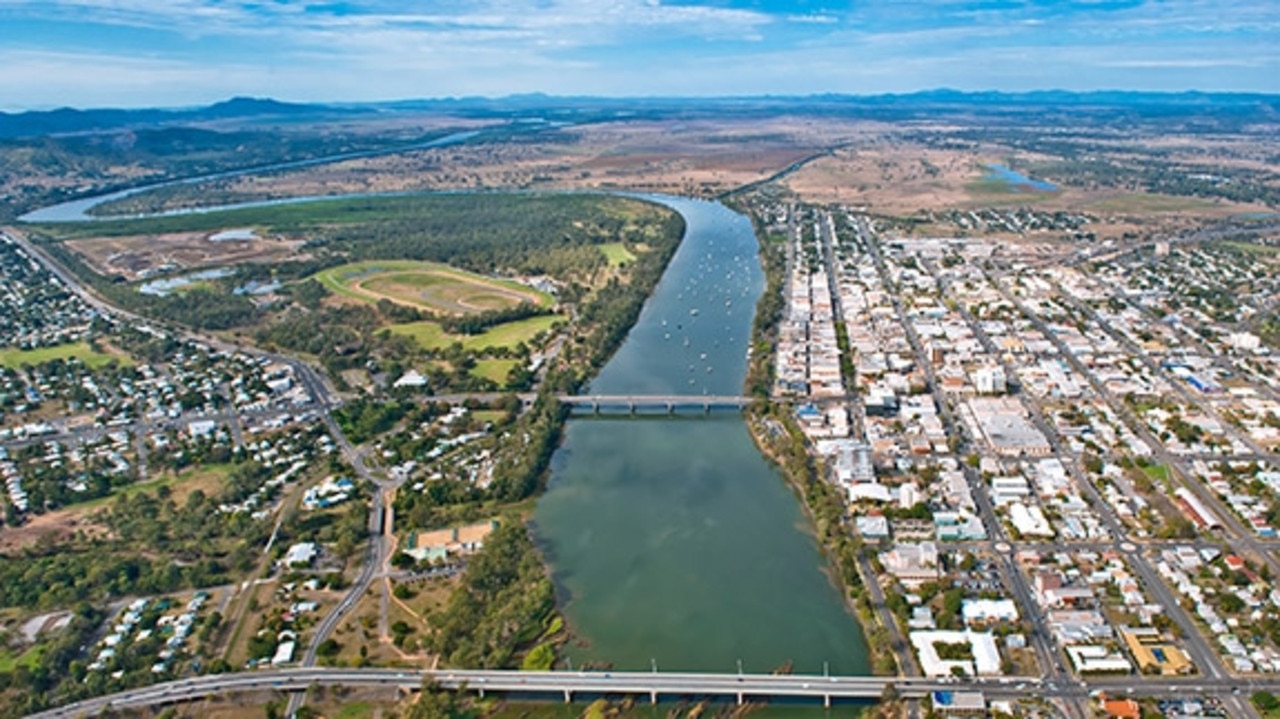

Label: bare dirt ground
[0,465,227,555]
[0,507,105,554]
[784,143,989,213]
[784,142,1271,218]
[69,231,308,280]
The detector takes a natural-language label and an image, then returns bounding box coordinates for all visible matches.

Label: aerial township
[0,98,1279,719]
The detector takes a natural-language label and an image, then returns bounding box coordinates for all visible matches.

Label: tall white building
[973,366,1007,395]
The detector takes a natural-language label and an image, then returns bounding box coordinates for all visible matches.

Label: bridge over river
[559,394,754,412]
[421,393,757,413]
[27,668,1052,718]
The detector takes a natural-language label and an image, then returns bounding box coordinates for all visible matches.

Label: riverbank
[534,197,869,676]
[737,207,899,679]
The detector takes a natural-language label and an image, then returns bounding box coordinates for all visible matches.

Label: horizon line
[6,87,1280,115]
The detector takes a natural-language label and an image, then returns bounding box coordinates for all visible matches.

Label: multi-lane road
[29,665,1280,719]
[14,668,1048,719]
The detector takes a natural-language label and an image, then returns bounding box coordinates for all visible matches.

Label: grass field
[314,260,553,315]
[598,243,636,267]
[390,314,561,351]
[0,341,127,370]
[0,644,44,672]
[471,410,510,425]
[471,359,519,385]
[1221,240,1280,257]
[1142,464,1171,483]
[1088,193,1216,213]
[81,464,234,511]
[333,703,376,719]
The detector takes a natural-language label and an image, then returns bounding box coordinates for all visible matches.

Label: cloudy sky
[0,0,1277,109]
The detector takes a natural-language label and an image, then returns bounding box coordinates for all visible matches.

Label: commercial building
[972,366,1007,395]
[960,397,1052,457]
[880,542,939,585]
[1120,627,1192,675]
[962,599,1019,624]
[909,630,1002,677]
[1066,645,1131,674]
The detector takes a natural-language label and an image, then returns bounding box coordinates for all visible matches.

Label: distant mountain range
[3,90,1276,139]
[0,96,356,139]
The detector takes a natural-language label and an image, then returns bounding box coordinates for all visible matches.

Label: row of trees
[439,302,551,336]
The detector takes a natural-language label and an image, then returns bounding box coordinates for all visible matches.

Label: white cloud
[0,0,1277,107]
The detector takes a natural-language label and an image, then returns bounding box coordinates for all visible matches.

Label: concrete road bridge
[26,669,1049,718]
[559,394,755,413]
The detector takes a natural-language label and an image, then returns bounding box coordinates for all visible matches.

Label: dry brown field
[67,231,308,280]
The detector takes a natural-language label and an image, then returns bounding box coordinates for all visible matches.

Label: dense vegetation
[0,477,270,609]
[430,520,556,668]
[0,604,104,717]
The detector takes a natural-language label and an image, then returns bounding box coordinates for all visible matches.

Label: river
[21,177,870,679]
[535,196,870,676]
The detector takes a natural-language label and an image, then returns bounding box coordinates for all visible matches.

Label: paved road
[28,665,1280,719]
[19,668,1040,718]
[985,266,1237,681]
[859,230,1075,705]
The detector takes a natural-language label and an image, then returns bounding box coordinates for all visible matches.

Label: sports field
[471,358,520,384]
[0,341,127,370]
[314,260,553,315]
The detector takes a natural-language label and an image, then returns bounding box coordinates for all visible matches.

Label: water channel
[534,196,870,676]
[24,177,870,680]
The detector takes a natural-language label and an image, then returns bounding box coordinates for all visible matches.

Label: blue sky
[0,0,1277,109]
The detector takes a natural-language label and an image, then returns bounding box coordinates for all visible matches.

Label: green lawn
[598,242,636,267]
[333,702,376,719]
[471,359,519,385]
[0,341,127,370]
[0,644,44,672]
[1141,464,1171,483]
[390,314,561,351]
